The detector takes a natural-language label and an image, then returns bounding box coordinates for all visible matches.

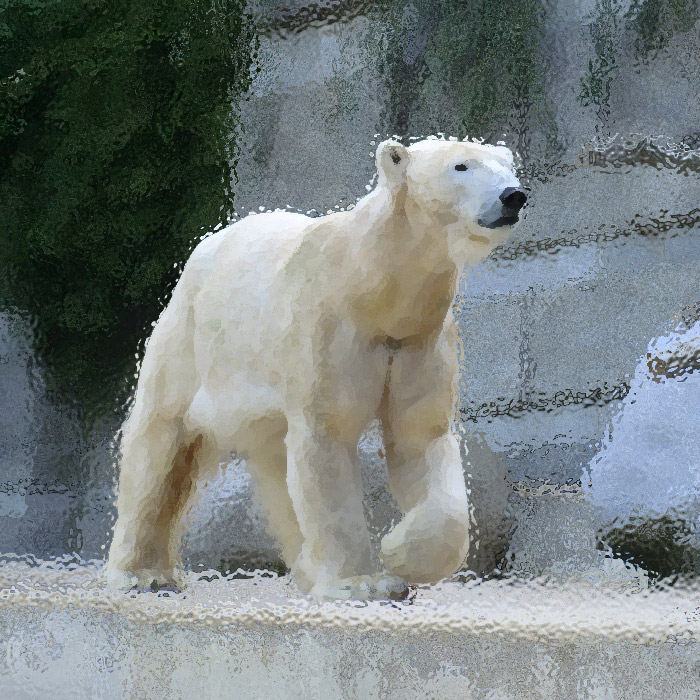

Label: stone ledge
[0,561,697,643]
[1,561,699,699]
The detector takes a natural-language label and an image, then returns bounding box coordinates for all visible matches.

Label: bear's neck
[350,186,456,271]
[344,187,458,341]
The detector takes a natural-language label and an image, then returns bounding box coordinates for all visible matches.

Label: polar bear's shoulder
[193,211,310,259]
[184,211,312,279]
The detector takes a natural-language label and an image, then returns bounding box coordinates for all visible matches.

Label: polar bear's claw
[128,584,182,597]
[105,564,181,593]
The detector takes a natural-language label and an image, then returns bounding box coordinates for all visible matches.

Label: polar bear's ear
[376,139,409,186]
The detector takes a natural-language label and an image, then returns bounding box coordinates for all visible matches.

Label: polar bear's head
[376,137,526,262]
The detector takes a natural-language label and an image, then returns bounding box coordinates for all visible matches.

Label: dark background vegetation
[0,0,256,414]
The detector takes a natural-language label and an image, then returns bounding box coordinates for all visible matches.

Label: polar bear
[107,137,526,599]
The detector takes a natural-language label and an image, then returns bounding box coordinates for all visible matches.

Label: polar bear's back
[189,210,311,315]
[188,211,311,281]
[176,211,313,427]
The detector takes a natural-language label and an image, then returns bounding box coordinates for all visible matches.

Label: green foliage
[0,0,255,410]
[578,0,624,123]
[627,0,699,57]
[373,0,557,158]
[579,0,698,123]
[602,515,700,583]
[423,0,550,138]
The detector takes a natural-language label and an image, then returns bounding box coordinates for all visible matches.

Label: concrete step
[1,561,698,699]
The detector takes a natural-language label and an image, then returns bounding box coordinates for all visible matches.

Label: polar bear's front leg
[282,325,406,599]
[243,415,303,569]
[378,325,470,583]
[285,416,376,598]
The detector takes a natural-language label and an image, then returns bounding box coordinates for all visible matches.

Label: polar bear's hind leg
[107,284,204,589]
[107,423,206,589]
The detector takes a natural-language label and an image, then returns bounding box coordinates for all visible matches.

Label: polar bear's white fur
[107,137,525,599]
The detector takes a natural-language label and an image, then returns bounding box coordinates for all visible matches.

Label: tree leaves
[0,0,255,410]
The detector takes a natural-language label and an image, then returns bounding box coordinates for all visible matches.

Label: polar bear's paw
[129,581,182,596]
[309,573,410,602]
[380,504,470,583]
[106,565,181,593]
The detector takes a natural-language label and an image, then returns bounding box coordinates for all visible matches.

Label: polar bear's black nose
[500,187,527,211]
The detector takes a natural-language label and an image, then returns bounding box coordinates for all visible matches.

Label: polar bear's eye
[454,163,468,171]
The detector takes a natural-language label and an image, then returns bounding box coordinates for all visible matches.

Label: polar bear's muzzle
[478,187,528,229]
